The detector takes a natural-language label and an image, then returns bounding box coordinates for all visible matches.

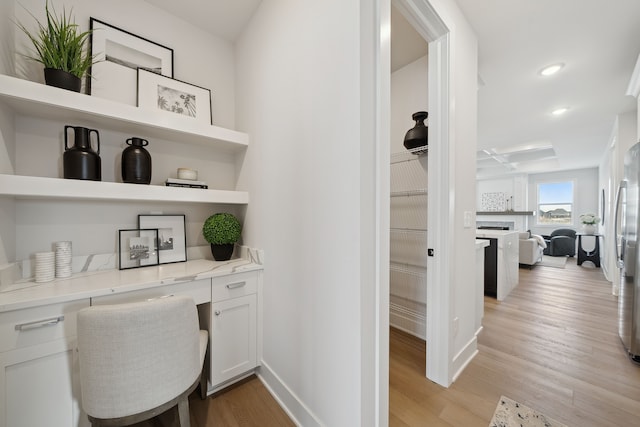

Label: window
[537,181,573,225]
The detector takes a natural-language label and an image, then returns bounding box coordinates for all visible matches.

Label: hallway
[390,258,640,426]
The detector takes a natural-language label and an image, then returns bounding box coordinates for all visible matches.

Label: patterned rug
[538,255,567,269]
[489,396,567,427]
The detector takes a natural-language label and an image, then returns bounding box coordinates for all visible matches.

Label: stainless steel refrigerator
[615,142,640,363]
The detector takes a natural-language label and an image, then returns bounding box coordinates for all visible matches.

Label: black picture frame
[118,229,159,270]
[89,18,174,105]
[138,214,187,264]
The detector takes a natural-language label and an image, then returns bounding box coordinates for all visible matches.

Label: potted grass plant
[202,213,242,261]
[17,1,94,92]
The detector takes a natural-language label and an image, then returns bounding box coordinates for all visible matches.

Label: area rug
[489,395,567,427]
[538,255,567,269]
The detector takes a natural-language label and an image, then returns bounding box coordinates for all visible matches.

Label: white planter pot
[582,224,597,235]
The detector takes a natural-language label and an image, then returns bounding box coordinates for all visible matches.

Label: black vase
[44,68,81,92]
[403,111,428,150]
[210,244,234,261]
[122,137,152,184]
[63,126,101,181]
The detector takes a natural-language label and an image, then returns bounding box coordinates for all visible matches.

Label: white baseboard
[451,335,478,383]
[256,361,323,427]
[389,301,426,339]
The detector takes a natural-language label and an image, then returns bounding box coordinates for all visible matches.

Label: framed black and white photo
[138,214,187,264]
[118,229,159,270]
[89,18,173,105]
[137,68,212,125]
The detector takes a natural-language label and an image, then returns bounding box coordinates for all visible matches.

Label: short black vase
[44,68,81,93]
[403,111,428,150]
[122,137,152,184]
[210,244,234,261]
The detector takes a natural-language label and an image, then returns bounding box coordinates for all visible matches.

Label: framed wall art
[89,18,174,105]
[118,229,159,270]
[138,214,187,264]
[137,68,212,125]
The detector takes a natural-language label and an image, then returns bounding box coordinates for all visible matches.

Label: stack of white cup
[55,241,72,278]
[35,251,55,283]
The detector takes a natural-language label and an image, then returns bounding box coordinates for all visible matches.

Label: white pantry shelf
[0,174,249,205]
[0,74,248,151]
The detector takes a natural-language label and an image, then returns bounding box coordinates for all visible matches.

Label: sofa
[519,231,546,267]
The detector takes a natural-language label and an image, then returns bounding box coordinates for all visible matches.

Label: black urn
[63,126,101,181]
[121,137,152,184]
[403,111,428,150]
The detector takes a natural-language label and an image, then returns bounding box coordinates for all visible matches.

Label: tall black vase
[121,137,152,184]
[63,126,101,181]
[403,111,428,150]
[44,68,81,93]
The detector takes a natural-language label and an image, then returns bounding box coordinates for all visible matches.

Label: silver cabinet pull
[214,310,221,316]
[15,316,64,331]
[226,281,246,290]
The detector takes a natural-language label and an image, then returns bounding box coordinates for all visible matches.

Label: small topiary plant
[202,213,242,245]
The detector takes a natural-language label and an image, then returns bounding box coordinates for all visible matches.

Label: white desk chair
[77,295,208,426]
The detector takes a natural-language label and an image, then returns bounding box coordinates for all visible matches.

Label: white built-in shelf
[0,74,248,152]
[0,174,249,205]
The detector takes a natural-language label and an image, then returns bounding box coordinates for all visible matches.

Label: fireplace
[476,221,515,230]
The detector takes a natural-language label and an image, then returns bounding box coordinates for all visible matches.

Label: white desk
[0,258,262,427]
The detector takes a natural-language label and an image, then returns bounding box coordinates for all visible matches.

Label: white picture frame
[89,18,173,105]
[137,68,212,124]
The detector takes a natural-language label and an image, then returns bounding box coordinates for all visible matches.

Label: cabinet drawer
[91,279,211,306]
[212,271,258,302]
[0,300,89,353]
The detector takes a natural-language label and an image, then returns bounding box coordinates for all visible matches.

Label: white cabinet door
[0,339,87,427]
[210,294,257,387]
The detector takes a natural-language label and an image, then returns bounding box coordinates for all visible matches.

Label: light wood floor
[390,257,640,426]
[144,257,640,426]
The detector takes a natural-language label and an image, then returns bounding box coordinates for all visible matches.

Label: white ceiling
[146,0,640,178]
[455,0,640,177]
[144,0,263,41]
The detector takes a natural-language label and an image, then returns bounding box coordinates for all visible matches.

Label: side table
[577,233,602,267]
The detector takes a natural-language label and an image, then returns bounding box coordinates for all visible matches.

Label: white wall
[527,167,599,236]
[0,0,15,265]
[435,0,479,382]
[391,55,428,153]
[235,1,370,425]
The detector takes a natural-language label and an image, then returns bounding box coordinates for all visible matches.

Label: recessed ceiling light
[552,107,569,116]
[540,63,564,76]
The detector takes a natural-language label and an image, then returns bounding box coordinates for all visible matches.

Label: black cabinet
[477,237,498,297]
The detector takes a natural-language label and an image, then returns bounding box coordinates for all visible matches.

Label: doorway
[390,0,451,386]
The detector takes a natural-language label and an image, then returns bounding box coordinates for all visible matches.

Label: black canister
[121,137,152,184]
[63,126,101,181]
[403,111,428,150]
